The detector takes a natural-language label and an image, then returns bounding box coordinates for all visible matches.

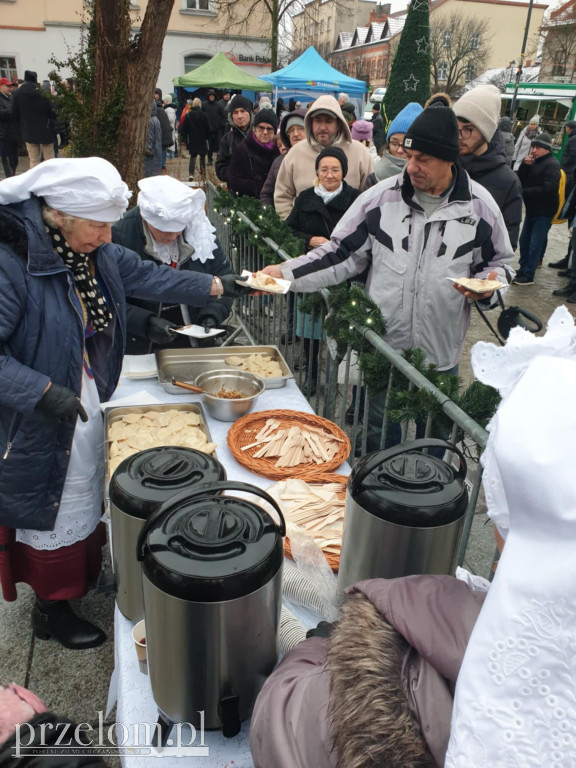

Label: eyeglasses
[318,167,342,176]
[254,126,275,134]
[458,125,474,138]
[388,140,403,149]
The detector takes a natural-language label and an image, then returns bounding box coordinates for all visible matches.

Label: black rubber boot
[32,598,106,650]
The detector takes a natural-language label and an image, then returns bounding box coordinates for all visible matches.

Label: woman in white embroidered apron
[0,157,250,650]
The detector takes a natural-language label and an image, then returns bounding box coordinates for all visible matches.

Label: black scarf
[45,224,112,332]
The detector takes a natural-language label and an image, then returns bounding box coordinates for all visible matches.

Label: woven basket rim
[227,409,351,481]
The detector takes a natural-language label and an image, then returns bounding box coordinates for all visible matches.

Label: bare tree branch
[429,11,491,96]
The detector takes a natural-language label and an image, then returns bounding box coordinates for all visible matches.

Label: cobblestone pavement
[1,152,573,761]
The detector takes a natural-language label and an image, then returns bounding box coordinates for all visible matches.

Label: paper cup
[132,620,147,663]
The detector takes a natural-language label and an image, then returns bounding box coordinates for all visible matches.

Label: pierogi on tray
[107,409,217,475]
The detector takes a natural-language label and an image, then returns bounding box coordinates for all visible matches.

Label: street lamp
[509,0,534,120]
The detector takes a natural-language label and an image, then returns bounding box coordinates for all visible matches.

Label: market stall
[106,362,349,766]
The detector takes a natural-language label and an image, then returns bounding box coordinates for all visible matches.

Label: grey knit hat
[531,132,552,150]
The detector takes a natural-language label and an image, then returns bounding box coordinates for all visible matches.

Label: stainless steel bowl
[195,369,265,422]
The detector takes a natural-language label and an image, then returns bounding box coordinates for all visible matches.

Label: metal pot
[337,439,468,591]
[109,446,226,621]
[195,369,264,421]
[136,481,286,741]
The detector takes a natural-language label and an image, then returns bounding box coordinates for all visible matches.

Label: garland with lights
[212,188,500,429]
[323,284,500,429]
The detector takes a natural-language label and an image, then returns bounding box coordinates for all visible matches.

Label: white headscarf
[137,177,217,263]
[0,157,131,222]
[446,305,576,767]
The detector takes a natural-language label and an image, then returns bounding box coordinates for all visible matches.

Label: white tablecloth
[109,375,348,766]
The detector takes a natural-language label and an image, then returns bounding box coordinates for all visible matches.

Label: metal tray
[105,402,217,480]
[156,345,293,393]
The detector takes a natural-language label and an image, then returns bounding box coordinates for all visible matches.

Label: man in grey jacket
[263,105,515,447]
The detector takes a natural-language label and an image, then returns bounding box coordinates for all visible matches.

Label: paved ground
[1,152,573,760]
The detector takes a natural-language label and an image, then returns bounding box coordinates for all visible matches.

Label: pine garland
[213,187,305,263]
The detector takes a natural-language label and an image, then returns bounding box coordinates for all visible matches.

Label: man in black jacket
[10,70,57,167]
[561,120,576,196]
[112,176,234,353]
[215,94,253,182]
[202,89,226,166]
[0,78,19,177]
[514,132,561,286]
[454,84,522,250]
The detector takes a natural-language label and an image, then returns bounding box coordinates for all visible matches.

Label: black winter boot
[32,598,106,650]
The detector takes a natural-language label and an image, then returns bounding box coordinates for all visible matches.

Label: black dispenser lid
[349,439,468,528]
[139,482,285,602]
[109,446,226,519]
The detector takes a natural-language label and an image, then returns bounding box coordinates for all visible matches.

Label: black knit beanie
[315,146,348,178]
[403,105,460,162]
[253,109,278,131]
[229,94,253,114]
[24,70,38,83]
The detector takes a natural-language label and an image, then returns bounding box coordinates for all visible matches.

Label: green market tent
[173,52,272,92]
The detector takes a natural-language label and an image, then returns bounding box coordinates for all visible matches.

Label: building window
[184,0,212,10]
[470,32,479,50]
[551,63,566,77]
[327,16,332,31]
[465,63,475,82]
[184,53,212,72]
[320,19,325,34]
[438,61,448,80]
[442,30,451,48]
[0,56,17,82]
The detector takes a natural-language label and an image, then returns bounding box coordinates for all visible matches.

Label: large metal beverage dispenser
[136,481,286,742]
[109,446,226,621]
[338,439,468,591]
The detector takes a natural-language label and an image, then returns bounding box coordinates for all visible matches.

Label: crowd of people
[1,70,576,766]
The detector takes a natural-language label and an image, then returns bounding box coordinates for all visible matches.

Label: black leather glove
[201,315,219,333]
[220,274,251,298]
[36,383,88,423]
[147,315,178,345]
[305,621,334,640]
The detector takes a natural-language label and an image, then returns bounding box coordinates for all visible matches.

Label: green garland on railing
[322,285,500,428]
[212,189,500,429]
[213,188,305,263]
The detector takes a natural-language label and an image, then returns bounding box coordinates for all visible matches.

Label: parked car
[363,87,387,119]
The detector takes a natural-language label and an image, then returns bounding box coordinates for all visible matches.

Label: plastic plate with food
[448,277,504,292]
[237,269,291,294]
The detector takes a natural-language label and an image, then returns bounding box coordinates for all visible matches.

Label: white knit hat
[453,84,502,142]
[0,157,131,222]
[137,176,216,263]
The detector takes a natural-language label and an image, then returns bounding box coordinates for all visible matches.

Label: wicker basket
[280,473,348,573]
[227,410,351,481]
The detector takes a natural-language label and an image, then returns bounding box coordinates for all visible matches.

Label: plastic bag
[287,523,339,622]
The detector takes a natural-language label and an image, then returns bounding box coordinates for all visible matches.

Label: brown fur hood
[249,576,485,768]
[329,576,486,768]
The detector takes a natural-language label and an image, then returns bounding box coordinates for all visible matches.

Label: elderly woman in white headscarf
[0,157,248,651]
[112,176,235,353]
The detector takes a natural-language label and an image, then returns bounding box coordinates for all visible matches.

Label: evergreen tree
[383,0,431,127]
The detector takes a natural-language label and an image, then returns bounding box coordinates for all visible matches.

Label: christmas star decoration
[404,73,419,91]
[411,0,429,11]
[416,37,429,54]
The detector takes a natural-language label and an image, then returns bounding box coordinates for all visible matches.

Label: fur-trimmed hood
[250,576,486,768]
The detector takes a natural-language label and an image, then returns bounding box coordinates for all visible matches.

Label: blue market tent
[260,47,367,97]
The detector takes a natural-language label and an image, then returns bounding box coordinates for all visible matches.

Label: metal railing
[207,182,494,578]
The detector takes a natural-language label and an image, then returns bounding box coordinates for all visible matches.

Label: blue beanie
[386,102,424,142]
